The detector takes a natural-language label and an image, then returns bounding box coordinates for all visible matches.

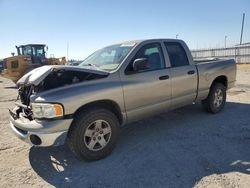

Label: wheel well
[211,76,228,89]
[73,100,123,125]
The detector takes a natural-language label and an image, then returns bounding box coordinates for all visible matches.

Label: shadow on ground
[4,86,17,89]
[29,102,250,187]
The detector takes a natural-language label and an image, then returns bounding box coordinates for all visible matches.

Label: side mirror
[133,58,149,72]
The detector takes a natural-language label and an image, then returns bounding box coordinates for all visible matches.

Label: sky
[0,0,249,60]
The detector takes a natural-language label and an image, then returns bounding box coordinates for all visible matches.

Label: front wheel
[67,108,119,161]
[202,83,226,113]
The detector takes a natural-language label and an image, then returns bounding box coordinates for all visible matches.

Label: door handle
[159,75,169,80]
[187,70,195,75]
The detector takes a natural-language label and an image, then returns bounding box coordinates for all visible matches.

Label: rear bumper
[9,108,73,147]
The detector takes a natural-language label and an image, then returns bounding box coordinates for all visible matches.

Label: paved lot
[0,65,250,188]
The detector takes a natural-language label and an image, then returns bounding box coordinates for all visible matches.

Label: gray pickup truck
[9,39,236,161]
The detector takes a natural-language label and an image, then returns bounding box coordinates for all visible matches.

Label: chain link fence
[191,45,250,64]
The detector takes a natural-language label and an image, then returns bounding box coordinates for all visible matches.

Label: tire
[67,107,119,161]
[202,83,226,113]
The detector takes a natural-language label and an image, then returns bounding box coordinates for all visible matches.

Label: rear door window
[164,42,189,67]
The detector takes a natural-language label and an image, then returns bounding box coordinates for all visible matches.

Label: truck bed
[195,58,236,101]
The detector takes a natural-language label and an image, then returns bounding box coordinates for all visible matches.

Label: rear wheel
[202,83,226,113]
[67,107,119,161]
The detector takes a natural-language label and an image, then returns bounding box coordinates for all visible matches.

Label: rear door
[164,42,198,108]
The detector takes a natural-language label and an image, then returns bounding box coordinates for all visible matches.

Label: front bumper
[10,122,67,146]
[9,108,73,147]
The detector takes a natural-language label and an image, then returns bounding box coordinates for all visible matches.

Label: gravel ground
[0,65,250,188]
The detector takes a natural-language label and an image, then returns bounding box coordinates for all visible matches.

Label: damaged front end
[14,65,109,120]
[15,84,35,120]
[9,65,109,146]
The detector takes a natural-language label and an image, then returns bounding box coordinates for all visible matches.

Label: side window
[164,42,189,67]
[126,43,165,73]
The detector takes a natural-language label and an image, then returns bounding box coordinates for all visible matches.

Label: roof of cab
[118,38,183,45]
[17,44,46,47]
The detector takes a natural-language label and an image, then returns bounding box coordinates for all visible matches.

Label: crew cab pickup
[9,39,236,161]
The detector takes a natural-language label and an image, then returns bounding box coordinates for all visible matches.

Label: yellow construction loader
[0,44,66,82]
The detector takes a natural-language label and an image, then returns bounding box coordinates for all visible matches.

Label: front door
[120,42,171,122]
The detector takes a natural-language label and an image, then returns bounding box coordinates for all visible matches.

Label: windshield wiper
[87,63,98,67]
[80,63,105,71]
[81,63,99,67]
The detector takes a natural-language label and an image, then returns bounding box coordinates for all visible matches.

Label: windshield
[32,46,45,58]
[22,46,32,56]
[20,45,45,57]
[79,43,134,71]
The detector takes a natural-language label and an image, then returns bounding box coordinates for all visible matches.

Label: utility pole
[224,35,227,48]
[176,34,179,39]
[67,42,69,61]
[240,13,245,45]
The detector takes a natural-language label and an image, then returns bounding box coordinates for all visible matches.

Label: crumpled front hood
[17,65,109,86]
